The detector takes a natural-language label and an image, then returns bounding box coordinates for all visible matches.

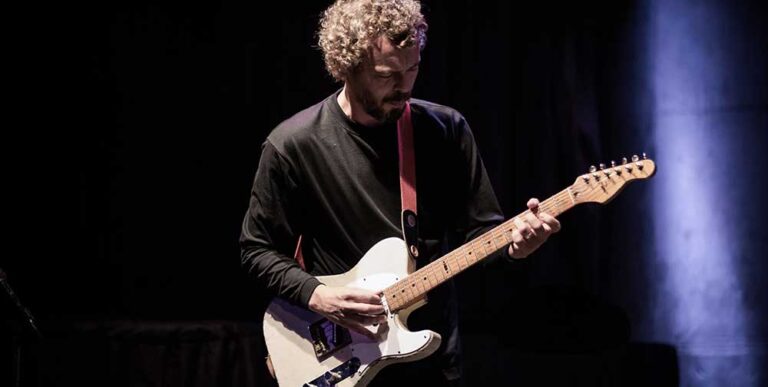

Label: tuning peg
[589,165,600,180]
[613,160,622,175]
[638,152,648,170]
[599,163,611,176]
[632,154,643,170]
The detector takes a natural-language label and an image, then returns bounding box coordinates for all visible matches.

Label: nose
[392,74,407,91]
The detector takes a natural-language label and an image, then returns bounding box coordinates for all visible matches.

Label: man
[240,0,560,385]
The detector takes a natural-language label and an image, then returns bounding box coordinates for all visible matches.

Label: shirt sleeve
[239,140,322,307]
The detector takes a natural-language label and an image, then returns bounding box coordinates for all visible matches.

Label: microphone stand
[1,268,41,387]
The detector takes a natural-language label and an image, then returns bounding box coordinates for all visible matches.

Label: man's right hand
[308,284,387,340]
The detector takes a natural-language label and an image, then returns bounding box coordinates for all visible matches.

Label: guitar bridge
[309,318,352,359]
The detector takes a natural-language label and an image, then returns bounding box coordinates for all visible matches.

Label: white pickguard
[263,238,442,387]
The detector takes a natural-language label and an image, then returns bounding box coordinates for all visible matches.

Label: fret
[480,240,491,255]
[417,276,427,293]
[461,253,471,269]
[423,275,432,292]
[394,286,406,304]
[488,236,497,253]
[450,259,461,272]
[467,249,477,264]
[565,187,576,206]
[465,250,475,264]
[503,227,515,242]
[409,280,421,296]
[433,262,445,282]
[454,254,465,270]
[461,249,472,264]
[403,283,414,301]
[496,233,508,247]
[419,272,429,290]
[462,245,473,259]
[388,290,400,310]
[421,264,432,280]
[426,269,437,287]
[551,200,562,214]
[471,240,485,258]
[486,236,496,251]
[402,285,414,302]
[482,238,493,254]
[464,247,474,261]
[434,263,446,281]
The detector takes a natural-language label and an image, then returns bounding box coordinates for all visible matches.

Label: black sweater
[240,90,509,376]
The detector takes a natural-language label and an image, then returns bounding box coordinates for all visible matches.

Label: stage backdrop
[4,0,766,386]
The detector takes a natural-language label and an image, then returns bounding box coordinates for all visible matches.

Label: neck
[382,187,578,313]
[337,85,380,127]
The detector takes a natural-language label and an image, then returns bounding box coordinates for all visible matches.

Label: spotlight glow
[649,0,759,385]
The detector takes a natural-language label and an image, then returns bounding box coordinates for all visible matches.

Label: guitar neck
[381,155,657,313]
[382,187,577,313]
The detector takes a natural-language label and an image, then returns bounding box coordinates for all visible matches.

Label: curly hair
[318,0,428,82]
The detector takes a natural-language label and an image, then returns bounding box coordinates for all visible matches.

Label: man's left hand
[508,198,561,259]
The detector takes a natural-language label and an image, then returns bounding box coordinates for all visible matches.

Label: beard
[357,88,411,124]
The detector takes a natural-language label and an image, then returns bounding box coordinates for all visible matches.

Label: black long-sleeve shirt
[240,90,509,377]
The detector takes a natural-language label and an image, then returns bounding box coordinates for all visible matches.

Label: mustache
[384,92,411,102]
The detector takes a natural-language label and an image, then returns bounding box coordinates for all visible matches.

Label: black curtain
[4,0,766,386]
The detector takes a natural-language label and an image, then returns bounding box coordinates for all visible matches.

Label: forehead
[367,36,421,70]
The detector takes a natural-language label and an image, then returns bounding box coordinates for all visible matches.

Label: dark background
[3,0,767,386]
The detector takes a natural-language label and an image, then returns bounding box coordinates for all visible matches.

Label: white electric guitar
[263,155,656,386]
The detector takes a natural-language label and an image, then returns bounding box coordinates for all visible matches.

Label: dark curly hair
[318,0,428,81]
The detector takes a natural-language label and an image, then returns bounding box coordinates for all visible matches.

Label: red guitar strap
[292,102,419,268]
[293,234,305,270]
[397,102,420,259]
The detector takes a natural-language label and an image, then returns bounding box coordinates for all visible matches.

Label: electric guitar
[263,155,656,386]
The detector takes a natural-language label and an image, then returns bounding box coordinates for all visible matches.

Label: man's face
[346,36,421,124]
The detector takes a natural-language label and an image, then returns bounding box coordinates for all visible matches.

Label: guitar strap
[293,235,306,270]
[292,102,420,269]
[397,102,420,259]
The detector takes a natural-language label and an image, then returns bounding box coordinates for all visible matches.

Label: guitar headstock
[570,154,656,204]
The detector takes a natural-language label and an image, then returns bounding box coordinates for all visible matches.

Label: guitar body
[263,237,442,387]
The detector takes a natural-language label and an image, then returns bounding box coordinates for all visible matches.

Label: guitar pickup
[304,357,361,387]
[309,318,352,359]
